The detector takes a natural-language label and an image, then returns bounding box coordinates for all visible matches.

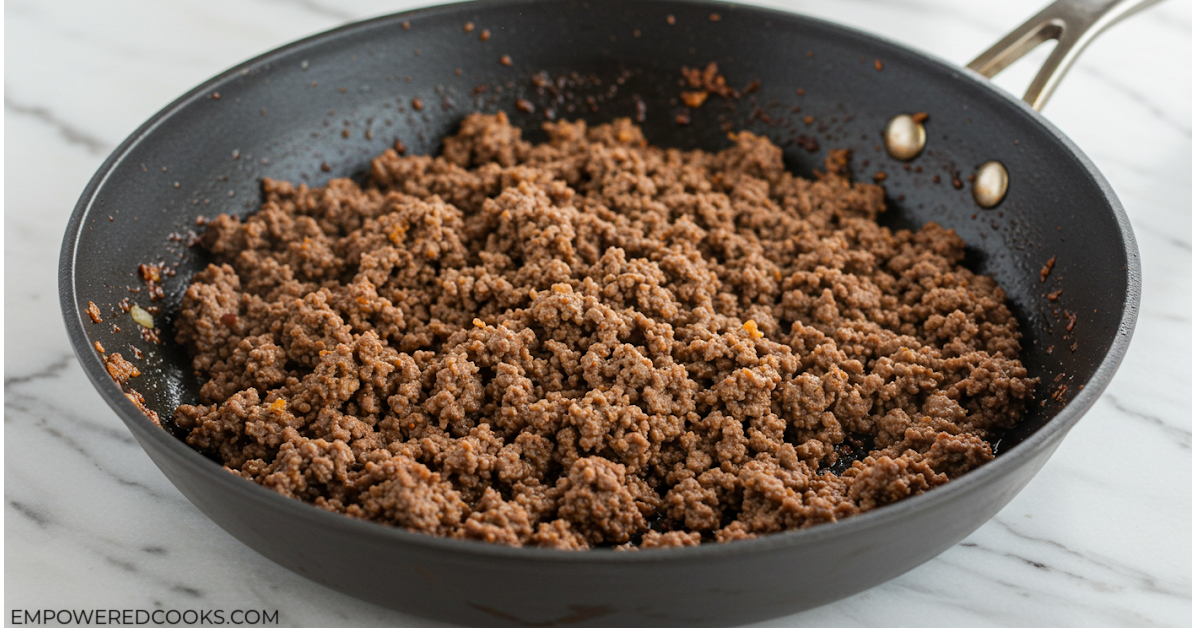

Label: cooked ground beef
[173,112,1035,549]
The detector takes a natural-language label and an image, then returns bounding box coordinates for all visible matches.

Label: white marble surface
[4,0,1190,626]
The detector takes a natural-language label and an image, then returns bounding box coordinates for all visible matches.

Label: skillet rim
[58,0,1141,564]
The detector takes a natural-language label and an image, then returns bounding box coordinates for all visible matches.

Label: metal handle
[967,0,1162,110]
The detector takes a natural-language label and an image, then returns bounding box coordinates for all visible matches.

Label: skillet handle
[966,0,1161,110]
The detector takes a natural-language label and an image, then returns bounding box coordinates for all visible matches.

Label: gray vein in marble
[105,555,139,573]
[958,540,1121,594]
[1086,149,1192,192]
[1142,311,1189,324]
[990,518,1187,597]
[1072,64,1191,138]
[1143,4,1193,34]
[1102,393,1190,449]
[4,92,111,155]
[254,0,358,22]
[1126,218,1192,253]
[4,353,76,388]
[6,386,139,447]
[5,396,175,501]
[8,500,53,528]
[171,585,204,598]
[834,0,1003,37]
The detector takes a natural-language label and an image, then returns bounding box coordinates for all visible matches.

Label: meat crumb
[86,301,103,323]
[104,352,160,425]
[174,113,1035,549]
[1040,256,1056,282]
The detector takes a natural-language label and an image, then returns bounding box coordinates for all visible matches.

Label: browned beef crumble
[174,112,1035,549]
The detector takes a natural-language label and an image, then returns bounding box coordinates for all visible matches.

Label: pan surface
[58,0,1140,626]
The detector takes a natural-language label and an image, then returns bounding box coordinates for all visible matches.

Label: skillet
[58,0,1146,625]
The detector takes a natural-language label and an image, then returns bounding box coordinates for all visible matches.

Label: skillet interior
[60,0,1137,625]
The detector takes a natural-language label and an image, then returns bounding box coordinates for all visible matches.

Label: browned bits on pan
[118,297,132,313]
[220,313,238,328]
[141,327,161,344]
[516,98,535,113]
[1047,288,1062,301]
[680,62,744,102]
[500,55,512,66]
[212,92,220,99]
[479,29,491,41]
[412,97,424,111]
[86,301,103,323]
[874,59,883,71]
[1040,255,1056,282]
[681,91,708,108]
[104,352,159,425]
[1066,311,1077,332]
[321,162,331,172]
[932,174,941,183]
[951,175,963,189]
[666,14,676,25]
[455,68,463,76]
[633,29,641,37]
[796,87,805,96]
[803,115,814,125]
[401,21,410,30]
[806,50,814,57]
[341,129,350,138]
[873,171,888,182]
[105,352,140,382]
[709,12,721,21]
[139,263,166,301]
[131,346,143,360]
[796,135,819,153]
[94,341,105,353]
[394,139,407,154]
[140,264,161,283]
[675,112,691,125]
[912,111,929,123]
[473,84,488,94]
[464,22,475,32]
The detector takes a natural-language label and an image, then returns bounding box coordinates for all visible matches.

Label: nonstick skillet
[59,0,1146,626]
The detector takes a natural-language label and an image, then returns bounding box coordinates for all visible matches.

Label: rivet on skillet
[884,114,926,161]
[973,161,1009,208]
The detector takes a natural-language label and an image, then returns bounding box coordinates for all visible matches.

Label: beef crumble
[174,112,1035,549]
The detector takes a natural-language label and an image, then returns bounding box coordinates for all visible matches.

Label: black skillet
[59,0,1144,625]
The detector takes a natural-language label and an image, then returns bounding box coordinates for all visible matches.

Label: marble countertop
[5,0,1190,626]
